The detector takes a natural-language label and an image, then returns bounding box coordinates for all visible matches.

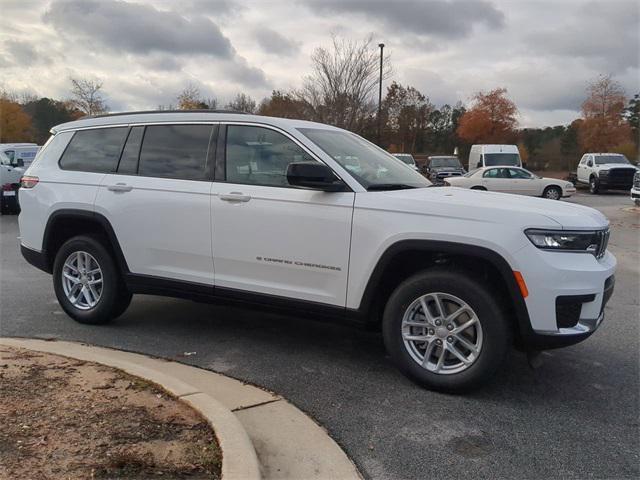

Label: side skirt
[124,274,365,326]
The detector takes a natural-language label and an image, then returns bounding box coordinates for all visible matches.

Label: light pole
[377,43,385,146]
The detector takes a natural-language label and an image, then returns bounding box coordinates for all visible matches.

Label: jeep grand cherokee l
[18,111,616,392]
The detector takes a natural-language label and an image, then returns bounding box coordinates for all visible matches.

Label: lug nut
[435,320,442,326]
[428,329,435,335]
[447,324,454,331]
[447,336,454,343]
[436,339,442,345]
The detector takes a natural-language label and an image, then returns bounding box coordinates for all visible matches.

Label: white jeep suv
[18,112,616,392]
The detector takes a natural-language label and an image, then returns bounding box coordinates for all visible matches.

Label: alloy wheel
[61,251,103,310]
[401,292,483,375]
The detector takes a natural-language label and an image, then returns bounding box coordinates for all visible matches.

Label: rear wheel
[543,186,562,200]
[589,176,600,194]
[382,268,510,393]
[53,235,131,324]
[471,186,487,191]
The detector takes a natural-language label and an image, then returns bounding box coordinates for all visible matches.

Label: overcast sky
[1,0,638,127]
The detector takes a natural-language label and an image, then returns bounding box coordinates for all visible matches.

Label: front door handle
[107,183,133,192]
[220,192,251,203]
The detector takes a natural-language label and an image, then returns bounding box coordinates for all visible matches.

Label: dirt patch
[0,346,221,479]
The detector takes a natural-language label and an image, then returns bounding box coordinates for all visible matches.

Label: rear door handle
[107,183,133,192]
[220,192,251,203]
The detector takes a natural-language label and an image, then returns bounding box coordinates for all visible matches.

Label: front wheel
[634,199,640,207]
[543,186,562,200]
[53,235,130,324]
[382,268,510,393]
[589,176,600,194]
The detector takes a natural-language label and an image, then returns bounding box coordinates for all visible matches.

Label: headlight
[565,182,574,188]
[525,229,602,253]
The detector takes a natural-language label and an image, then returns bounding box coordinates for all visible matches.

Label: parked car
[392,153,419,171]
[576,153,639,194]
[18,111,615,392]
[425,155,465,184]
[631,171,640,206]
[445,166,575,199]
[468,144,522,171]
[0,143,40,169]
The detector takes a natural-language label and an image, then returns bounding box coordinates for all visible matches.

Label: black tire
[589,176,600,194]
[634,199,640,207]
[52,235,130,324]
[470,186,487,191]
[382,268,511,393]
[543,186,562,200]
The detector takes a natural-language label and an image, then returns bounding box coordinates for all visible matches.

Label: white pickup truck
[576,153,639,194]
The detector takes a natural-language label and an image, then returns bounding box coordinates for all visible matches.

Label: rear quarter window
[59,127,128,173]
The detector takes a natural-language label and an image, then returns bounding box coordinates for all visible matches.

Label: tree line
[1,36,637,171]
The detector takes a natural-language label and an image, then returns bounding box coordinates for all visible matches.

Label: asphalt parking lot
[1,191,638,480]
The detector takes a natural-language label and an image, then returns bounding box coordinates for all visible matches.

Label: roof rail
[84,109,250,119]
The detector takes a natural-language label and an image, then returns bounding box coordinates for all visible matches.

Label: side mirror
[287,162,347,192]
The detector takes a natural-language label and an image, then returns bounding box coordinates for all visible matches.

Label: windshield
[298,128,431,190]
[595,155,630,165]
[483,153,520,166]
[0,152,10,166]
[430,157,461,168]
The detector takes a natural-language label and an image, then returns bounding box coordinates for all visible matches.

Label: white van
[0,143,41,169]
[468,144,522,171]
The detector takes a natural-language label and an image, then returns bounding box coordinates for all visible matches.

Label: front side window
[509,168,532,179]
[299,128,430,190]
[4,150,15,162]
[225,125,317,187]
[138,125,212,181]
[59,127,128,173]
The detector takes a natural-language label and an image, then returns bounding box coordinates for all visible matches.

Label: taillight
[20,176,39,189]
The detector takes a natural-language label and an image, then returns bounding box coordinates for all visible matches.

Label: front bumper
[631,187,640,201]
[21,244,51,273]
[514,244,616,349]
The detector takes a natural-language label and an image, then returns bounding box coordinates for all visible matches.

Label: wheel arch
[42,209,129,274]
[355,240,531,344]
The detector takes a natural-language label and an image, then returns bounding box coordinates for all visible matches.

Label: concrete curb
[0,337,362,480]
[0,338,261,480]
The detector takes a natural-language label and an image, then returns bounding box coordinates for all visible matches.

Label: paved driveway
[1,192,638,479]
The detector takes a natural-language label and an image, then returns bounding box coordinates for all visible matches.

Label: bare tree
[69,77,108,115]
[298,36,391,132]
[176,83,217,110]
[226,93,257,113]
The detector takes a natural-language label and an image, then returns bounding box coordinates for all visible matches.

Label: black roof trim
[83,109,249,120]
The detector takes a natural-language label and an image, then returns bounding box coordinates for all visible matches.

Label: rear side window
[138,125,212,180]
[117,126,144,175]
[59,127,128,173]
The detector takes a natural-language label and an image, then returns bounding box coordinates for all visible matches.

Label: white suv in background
[18,112,616,392]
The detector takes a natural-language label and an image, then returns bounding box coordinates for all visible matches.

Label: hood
[362,187,608,230]
[431,166,464,172]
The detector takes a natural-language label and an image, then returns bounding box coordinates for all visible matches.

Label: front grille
[634,172,640,188]
[594,229,610,259]
[607,168,636,180]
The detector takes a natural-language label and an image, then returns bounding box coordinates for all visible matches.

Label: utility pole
[378,43,385,146]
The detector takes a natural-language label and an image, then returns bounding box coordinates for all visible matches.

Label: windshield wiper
[367,183,419,191]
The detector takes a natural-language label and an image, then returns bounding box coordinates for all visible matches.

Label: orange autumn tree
[578,74,631,152]
[457,88,518,144]
[0,96,33,142]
